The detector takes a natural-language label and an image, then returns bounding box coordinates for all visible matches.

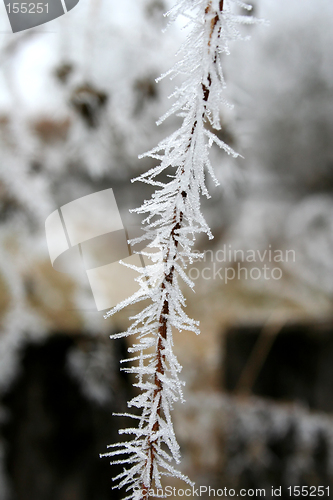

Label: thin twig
[235,313,286,396]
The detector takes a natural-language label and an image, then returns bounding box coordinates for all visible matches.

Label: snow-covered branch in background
[101,1,259,498]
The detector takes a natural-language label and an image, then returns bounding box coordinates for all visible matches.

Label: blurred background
[0,0,333,498]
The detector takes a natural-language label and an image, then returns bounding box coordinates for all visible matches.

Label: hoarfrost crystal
[101,1,259,498]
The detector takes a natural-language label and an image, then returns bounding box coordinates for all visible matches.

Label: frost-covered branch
[101,1,258,499]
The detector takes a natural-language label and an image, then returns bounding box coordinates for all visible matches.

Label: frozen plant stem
[143,4,221,493]
[101,1,258,499]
